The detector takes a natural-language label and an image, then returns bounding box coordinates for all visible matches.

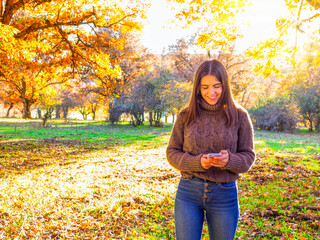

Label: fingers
[201,154,213,169]
[201,151,229,169]
[205,151,229,168]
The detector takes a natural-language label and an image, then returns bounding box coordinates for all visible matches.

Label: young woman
[166,59,255,240]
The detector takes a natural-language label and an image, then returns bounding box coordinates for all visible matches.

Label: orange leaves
[1,0,150,117]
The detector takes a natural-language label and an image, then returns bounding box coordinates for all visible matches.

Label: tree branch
[306,0,320,9]
[293,0,304,66]
[226,60,248,70]
[299,12,320,26]
[2,0,50,24]
[14,12,96,39]
[105,13,137,29]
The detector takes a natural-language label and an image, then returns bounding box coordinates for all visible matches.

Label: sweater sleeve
[166,111,206,172]
[223,109,255,174]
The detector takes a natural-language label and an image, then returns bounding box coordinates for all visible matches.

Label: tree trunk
[6,102,14,117]
[42,108,54,127]
[315,116,320,132]
[21,80,32,119]
[37,108,42,118]
[91,103,97,120]
[42,116,49,127]
[22,99,32,118]
[307,119,313,132]
[56,106,61,119]
[63,106,69,119]
[142,106,145,123]
[172,113,175,123]
[149,111,153,126]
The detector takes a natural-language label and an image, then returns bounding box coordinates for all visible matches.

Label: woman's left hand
[209,150,229,168]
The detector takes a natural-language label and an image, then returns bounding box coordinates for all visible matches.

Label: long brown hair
[185,59,238,127]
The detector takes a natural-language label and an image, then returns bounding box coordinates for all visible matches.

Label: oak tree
[0,0,148,118]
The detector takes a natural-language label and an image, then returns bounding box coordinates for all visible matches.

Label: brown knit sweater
[166,98,255,183]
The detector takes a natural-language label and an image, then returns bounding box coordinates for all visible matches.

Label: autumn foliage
[0,0,148,118]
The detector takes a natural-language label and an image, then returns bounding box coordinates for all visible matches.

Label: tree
[249,94,298,132]
[0,0,148,118]
[139,70,169,127]
[295,85,320,131]
[108,97,126,124]
[168,0,247,55]
[59,90,78,119]
[88,96,100,121]
[285,40,320,132]
[78,106,91,120]
[167,37,205,83]
[38,87,61,127]
[0,82,20,117]
[247,0,320,77]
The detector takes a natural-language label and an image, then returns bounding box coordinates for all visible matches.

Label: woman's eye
[214,84,221,88]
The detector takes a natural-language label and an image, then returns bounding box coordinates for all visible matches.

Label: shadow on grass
[0,120,173,178]
[0,139,100,178]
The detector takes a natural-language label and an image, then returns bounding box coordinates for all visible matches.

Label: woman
[166,59,255,240]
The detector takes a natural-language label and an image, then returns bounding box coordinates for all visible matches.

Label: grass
[0,119,319,239]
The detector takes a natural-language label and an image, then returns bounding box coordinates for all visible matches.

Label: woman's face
[200,75,223,105]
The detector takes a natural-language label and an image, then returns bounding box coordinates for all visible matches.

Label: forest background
[0,0,319,239]
[0,0,319,131]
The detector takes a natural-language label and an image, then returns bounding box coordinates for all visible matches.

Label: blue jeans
[174,177,239,240]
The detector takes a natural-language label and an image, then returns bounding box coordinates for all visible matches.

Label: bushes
[249,95,297,132]
[108,98,126,124]
[292,84,320,132]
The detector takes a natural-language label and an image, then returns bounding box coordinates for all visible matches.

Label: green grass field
[0,119,319,239]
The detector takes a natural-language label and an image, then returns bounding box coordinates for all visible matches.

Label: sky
[141,0,289,54]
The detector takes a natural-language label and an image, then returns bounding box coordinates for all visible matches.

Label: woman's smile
[200,75,223,105]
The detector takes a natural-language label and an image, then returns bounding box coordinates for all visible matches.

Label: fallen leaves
[0,123,319,239]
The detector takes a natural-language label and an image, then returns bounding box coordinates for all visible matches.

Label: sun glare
[141,0,193,53]
[141,0,294,53]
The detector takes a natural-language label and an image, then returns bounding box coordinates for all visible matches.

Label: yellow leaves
[90,52,122,80]
[39,86,61,109]
[276,17,294,34]
[174,80,192,91]
[0,23,18,41]
[245,38,292,78]
[196,26,242,52]
[170,0,247,52]
[196,33,211,46]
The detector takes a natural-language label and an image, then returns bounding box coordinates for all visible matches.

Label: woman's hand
[201,150,229,169]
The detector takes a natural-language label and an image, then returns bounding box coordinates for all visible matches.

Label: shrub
[249,94,297,132]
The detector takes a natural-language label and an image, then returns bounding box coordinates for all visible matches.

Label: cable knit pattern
[166,98,255,183]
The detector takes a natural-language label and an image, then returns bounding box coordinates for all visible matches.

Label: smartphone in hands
[208,153,222,158]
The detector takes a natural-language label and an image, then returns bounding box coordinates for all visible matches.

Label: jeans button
[205,183,209,187]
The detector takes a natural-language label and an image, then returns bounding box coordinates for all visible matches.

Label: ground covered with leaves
[0,119,319,239]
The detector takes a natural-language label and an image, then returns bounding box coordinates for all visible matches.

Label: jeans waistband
[186,176,216,183]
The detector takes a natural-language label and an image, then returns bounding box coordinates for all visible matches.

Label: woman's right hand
[201,154,212,169]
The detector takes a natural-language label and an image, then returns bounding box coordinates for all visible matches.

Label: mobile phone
[208,153,222,158]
